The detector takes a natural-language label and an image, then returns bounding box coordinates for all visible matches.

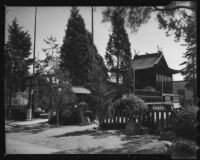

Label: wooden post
[161,111,164,128]
[152,111,155,124]
[156,111,159,126]
[166,111,169,128]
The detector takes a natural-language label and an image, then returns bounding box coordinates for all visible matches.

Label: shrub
[159,131,176,141]
[168,106,198,140]
[113,93,148,116]
[167,139,196,155]
[11,106,27,120]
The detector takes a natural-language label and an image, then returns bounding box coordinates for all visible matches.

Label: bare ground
[5,120,196,157]
[5,121,167,154]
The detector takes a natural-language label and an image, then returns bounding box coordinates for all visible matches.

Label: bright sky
[5,6,188,81]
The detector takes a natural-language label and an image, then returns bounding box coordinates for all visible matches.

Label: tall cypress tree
[5,18,32,93]
[105,9,132,91]
[60,7,107,86]
[60,7,90,85]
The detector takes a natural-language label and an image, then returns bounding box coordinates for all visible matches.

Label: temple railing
[135,89,162,97]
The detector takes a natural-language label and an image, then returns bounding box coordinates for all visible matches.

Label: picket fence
[100,103,176,130]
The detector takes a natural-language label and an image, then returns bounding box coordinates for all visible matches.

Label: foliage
[113,93,148,116]
[5,18,33,94]
[60,7,107,86]
[102,7,152,33]
[168,106,198,140]
[85,68,115,120]
[167,139,197,155]
[59,6,108,120]
[35,36,75,125]
[102,3,197,102]
[159,131,176,141]
[105,9,132,89]
[10,107,27,121]
[155,3,197,102]
[102,3,195,35]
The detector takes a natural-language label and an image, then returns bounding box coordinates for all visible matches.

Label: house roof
[132,52,179,74]
[72,86,91,94]
[132,52,162,70]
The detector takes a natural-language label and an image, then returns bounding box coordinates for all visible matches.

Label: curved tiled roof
[132,52,162,70]
[132,52,179,74]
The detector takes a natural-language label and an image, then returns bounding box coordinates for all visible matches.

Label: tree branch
[152,6,194,12]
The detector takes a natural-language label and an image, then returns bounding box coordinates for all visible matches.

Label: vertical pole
[134,66,135,94]
[161,71,163,102]
[92,6,94,73]
[27,7,37,120]
[32,6,37,111]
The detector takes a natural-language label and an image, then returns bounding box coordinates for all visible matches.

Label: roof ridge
[134,52,160,58]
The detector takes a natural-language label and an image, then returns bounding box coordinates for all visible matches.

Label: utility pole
[91,6,94,73]
[27,7,37,120]
[161,71,164,103]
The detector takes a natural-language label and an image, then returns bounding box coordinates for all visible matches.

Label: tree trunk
[192,56,196,104]
[56,105,59,125]
[27,78,32,120]
[8,84,13,120]
[116,54,119,91]
[50,76,53,111]
[48,108,53,121]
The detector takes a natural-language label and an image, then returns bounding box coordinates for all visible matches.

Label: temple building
[132,52,179,102]
[108,51,180,102]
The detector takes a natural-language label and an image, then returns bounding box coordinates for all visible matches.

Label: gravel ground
[5,121,172,154]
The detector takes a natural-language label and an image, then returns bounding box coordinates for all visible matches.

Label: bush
[10,107,27,120]
[159,131,176,141]
[113,93,148,116]
[167,139,196,155]
[49,109,80,125]
[168,106,198,140]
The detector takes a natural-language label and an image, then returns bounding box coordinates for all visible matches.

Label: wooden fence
[100,102,175,130]
[100,112,140,130]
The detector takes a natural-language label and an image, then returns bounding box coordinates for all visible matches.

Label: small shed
[72,86,91,102]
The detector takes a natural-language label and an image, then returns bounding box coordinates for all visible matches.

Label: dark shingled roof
[132,52,179,74]
[132,52,162,70]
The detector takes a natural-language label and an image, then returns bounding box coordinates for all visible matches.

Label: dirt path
[6,139,60,154]
[6,122,167,154]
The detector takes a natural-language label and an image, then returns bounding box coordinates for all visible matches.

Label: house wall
[135,67,173,94]
[135,68,155,90]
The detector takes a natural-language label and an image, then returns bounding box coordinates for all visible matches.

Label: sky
[5,6,189,81]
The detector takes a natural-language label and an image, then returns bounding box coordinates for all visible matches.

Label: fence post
[156,111,159,127]
[152,111,155,124]
[161,111,164,128]
[166,111,169,128]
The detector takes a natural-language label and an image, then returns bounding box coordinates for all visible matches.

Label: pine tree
[60,7,91,85]
[5,18,32,93]
[60,7,107,86]
[180,12,197,103]
[105,9,132,91]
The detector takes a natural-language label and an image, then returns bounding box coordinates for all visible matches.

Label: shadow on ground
[50,129,124,138]
[5,122,52,134]
[50,129,160,154]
